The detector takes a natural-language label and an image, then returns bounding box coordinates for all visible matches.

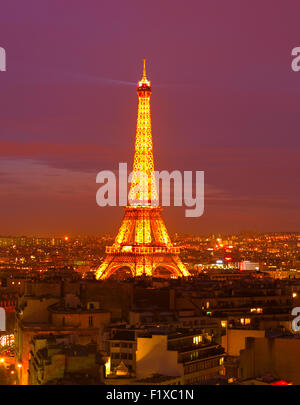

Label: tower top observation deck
[137,58,151,94]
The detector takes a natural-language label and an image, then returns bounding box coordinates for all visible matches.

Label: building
[29,334,105,384]
[136,329,225,384]
[104,326,224,384]
[239,335,300,384]
[15,292,110,384]
[104,312,222,377]
[106,329,137,375]
[239,261,259,271]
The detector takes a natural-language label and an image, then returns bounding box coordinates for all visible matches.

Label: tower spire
[138,58,151,89]
[130,58,156,206]
[143,58,146,79]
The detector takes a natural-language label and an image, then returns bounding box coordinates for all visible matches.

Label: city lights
[1,231,300,387]
[193,336,202,345]
[0,0,300,392]
[0,335,14,347]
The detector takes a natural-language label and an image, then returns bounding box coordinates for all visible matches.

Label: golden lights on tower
[129,58,158,207]
[95,60,190,280]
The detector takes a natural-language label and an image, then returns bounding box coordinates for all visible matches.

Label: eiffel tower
[95,60,190,279]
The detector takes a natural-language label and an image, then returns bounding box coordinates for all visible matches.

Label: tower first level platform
[96,206,189,279]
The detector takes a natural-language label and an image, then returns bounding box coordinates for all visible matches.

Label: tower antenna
[143,58,146,79]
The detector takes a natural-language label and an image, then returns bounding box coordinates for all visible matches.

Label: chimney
[169,288,175,310]
[79,283,87,302]
[60,281,65,298]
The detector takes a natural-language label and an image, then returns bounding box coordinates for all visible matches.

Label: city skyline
[0,0,300,390]
[1,1,300,235]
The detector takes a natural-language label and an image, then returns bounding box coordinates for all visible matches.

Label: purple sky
[0,0,300,236]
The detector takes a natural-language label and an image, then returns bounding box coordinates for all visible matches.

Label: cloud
[0,139,125,172]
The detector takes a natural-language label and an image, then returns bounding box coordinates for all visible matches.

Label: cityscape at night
[0,231,300,387]
[0,0,300,398]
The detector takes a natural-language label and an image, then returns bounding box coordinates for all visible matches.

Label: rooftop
[135,374,180,383]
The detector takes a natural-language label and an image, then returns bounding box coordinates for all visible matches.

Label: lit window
[193,335,202,345]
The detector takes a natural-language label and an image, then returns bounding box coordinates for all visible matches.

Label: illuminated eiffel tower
[95,60,190,279]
